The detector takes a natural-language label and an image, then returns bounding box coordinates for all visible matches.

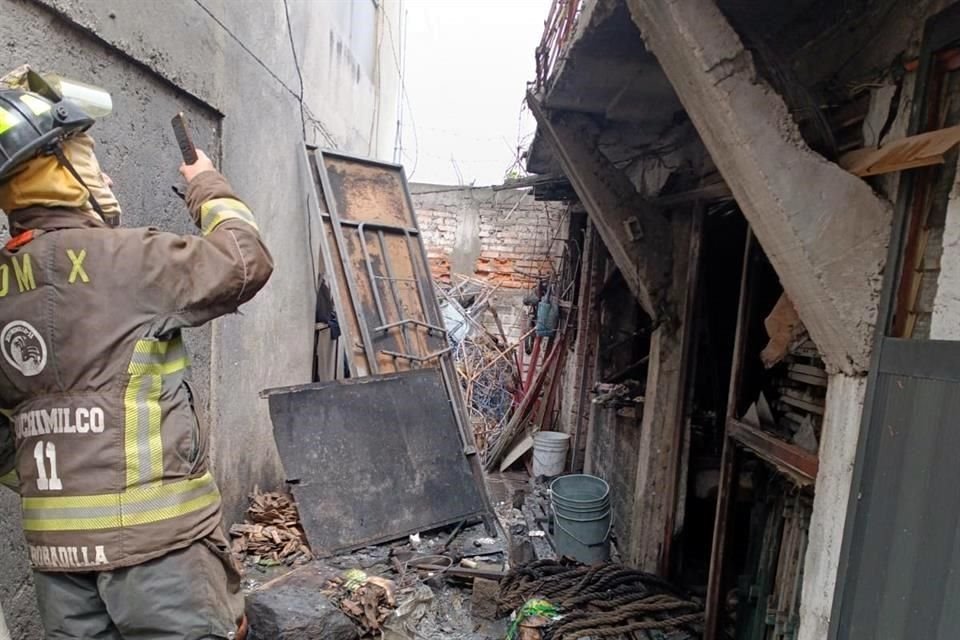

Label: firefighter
[0,82,272,639]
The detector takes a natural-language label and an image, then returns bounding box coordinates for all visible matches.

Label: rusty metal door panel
[324,156,414,227]
[301,148,493,537]
[834,339,960,638]
[309,150,448,376]
[267,370,489,555]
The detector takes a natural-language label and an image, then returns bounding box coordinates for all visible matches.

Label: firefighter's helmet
[0,89,94,182]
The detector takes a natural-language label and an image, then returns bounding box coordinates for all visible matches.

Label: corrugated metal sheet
[836,338,960,638]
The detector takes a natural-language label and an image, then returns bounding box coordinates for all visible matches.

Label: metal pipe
[338,218,420,235]
[380,347,453,363]
[316,155,379,375]
[374,318,446,335]
[357,222,387,324]
[524,335,543,393]
[377,230,415,362]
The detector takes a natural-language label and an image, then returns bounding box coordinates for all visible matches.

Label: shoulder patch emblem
[1,320,47,377]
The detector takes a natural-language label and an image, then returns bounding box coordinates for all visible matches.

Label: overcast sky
[398,0,551,186]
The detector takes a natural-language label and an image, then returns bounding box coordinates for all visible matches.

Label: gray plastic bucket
[532,432,570,477]
[550,474,611,564]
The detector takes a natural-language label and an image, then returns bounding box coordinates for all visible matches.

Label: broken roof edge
[527,0,628,176]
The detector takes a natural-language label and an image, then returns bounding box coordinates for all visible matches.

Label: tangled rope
[498,560,704,640]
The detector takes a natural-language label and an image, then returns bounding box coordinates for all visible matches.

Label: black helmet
[0,89,94,182]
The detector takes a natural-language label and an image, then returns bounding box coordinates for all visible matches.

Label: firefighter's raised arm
[136,148,274,329]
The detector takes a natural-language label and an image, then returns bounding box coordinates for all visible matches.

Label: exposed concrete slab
[527,93,673,319]
[627,0,892,374]
[798,374,866,640]
[544,0,680,124]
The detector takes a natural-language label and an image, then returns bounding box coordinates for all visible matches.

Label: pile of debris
[325,569,398,635]
[246,519,508,640]
[437,275,522,455]
[591,380,645,408]
[229,488,312,568]
[236,479,705,640]
[436,266,577,475]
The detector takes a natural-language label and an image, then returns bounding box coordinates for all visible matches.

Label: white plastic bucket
[532,432,570,477]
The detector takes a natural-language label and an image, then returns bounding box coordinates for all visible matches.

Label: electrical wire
[194,0,347,295]
[382,6,419,178]
[282,0,308,142]
[192,0,300,103]
[280,0,322,295]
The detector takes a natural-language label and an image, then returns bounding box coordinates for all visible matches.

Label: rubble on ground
[245,567,358,640]
[244,521,508,640]
[498,560,703,639]
[324,569,397,635]
[229,488,312,569]
[237,475,700,640]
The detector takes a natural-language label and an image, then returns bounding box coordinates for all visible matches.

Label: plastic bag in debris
[342,568,368,592]
[381,584,434,640]
[506,599,560,640]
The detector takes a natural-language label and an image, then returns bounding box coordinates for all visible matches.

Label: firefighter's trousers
[33,534,244,640]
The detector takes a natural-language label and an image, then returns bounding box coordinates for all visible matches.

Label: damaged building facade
[0,0,402,637]
[522,0,960,638]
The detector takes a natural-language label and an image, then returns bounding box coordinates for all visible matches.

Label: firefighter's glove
[179,149,215,184]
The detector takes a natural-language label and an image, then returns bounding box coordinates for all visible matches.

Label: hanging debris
[229,489,313,567]
[591,380,645,407]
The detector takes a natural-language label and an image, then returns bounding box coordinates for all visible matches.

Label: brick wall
[411,184,568,341]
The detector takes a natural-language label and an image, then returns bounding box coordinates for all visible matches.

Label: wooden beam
[527,90,673,319]
[705,227,753,640]
[727,418,819,485]
[661,203,704,577]
[629,215,692,571]
[569,222,603,472]
[839,124,960,176]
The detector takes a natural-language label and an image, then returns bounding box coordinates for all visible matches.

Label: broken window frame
[889,10,960,339]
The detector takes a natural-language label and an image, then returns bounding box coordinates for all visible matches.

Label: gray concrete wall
[0,0,400,635]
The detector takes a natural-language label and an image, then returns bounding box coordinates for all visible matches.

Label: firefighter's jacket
[0,170,273,572]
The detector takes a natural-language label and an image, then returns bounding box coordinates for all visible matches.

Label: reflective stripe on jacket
[0,170,273,571]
